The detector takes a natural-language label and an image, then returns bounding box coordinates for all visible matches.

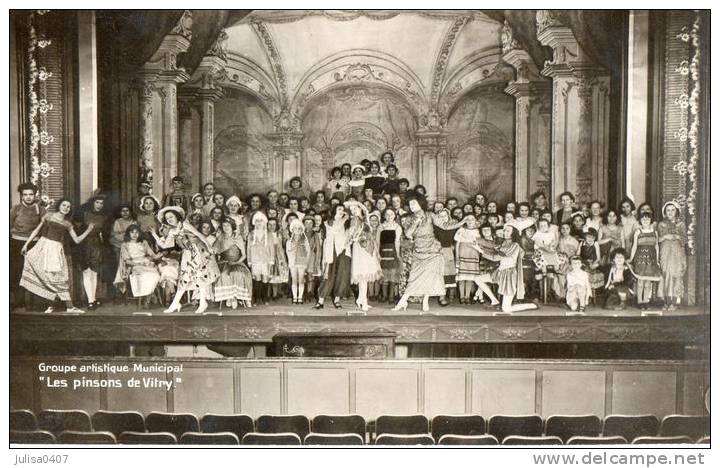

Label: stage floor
[10,300,708,346]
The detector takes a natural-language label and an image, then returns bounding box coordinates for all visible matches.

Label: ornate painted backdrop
[213,92,274,195]
[446,86,515,204]
[301,86,417,193]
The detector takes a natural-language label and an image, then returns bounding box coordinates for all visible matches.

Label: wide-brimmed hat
[343,199,369,218]
[190,192,204,204]
[351,164,366,174]
[138,195,160,212]
[505,217,535,233]
[157,205,185,223]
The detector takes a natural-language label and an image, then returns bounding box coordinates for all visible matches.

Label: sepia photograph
[5,4,712,458]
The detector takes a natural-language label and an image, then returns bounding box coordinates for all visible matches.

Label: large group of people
[10,151,689,315]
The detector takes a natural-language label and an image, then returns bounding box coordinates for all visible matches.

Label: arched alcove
[212,88,275,195]
[300,84,418,192]
[446,85,515,204]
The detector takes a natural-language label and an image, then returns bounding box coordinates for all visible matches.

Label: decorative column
[135,10,192,195]
[181,29,228,187]
[502,21,552,202]
[267,127,304,192]
[136,79,155,187]
[177,99,195,191]
[414,129,448,202]
[536,11,611,208]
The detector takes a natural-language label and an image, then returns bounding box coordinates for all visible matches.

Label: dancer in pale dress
[113,224,162,306]
[20,198,95,313]
[345,200,382,312]
[657,201,687,310]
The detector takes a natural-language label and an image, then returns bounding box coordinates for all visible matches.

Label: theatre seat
[242,432,302,445]
[145,412,199,439]
[312,414,366,438]
[545,415,601,442]
[659,415,710,440]
[256,415,310,439]
[437,434,498,445]
[179,432,239,445]
[502,436,563,445]
[10,410,38,431]
[431,415,486,441]
[37,410,92,435]
[602,415,659,442]
[488,415,543,443]
[304,433,365,445]
[375,434,435,445]
[91,410,145,437]
[632,436,694,444]
[118,431,177,444]
[375,415,429,436]
[566,436,628,445]
[200,414,254,441]
[10,430,56,444]
[57,431,117,444]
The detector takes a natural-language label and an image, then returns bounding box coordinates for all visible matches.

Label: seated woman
[113,224,162,307]
[214,217,253,309]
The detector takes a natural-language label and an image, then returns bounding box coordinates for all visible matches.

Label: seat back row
[10,410,710,444]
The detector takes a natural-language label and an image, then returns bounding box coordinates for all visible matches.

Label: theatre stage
[10,301,708,349]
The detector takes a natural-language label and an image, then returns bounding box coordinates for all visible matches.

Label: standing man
[10,183,46,308]
[201,182,216,217]
[164,176,189,213]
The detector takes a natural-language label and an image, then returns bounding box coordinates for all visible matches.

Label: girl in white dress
[345,200,382,312]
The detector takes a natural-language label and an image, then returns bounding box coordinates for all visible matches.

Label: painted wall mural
[446,87,515,204]
[213,92,274,196]
[301,85,417,192]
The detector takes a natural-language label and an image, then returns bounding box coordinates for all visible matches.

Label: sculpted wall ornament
[252,20,288,106]
[208,29,229,61]
[501,20,521,54]
[536,10,565,34]
[430,16,468,106]
[171,10,193,40]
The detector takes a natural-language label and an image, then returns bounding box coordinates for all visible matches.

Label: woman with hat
[325,166,349,203]
[189,193,206,218]
[657,201,687,311]
[225,195,248,240]
[151,205,219,314]
[349,165,366,200]
[345,200,383,312]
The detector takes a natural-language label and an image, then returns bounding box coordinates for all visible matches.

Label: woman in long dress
[113,224,162,306]
[247,211,273,306]
[20,198,95,313]
[214,217,253,309]
[657,201,687,311]
[313,204,351,309]
[346,200,383,312]
[392,194,446,313]
[151,206,219,314]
